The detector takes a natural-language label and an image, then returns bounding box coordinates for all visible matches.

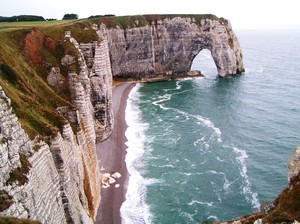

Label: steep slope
[0,20,113,223]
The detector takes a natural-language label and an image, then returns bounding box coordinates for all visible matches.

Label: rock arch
[101,16,244,78]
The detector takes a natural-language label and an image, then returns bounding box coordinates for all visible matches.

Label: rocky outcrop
[100,16,244,78]
[65,30,113,143]
[79,30,113,142]
[288,146,300,182]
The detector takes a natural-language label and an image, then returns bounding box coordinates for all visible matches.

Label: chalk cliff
[0,27,112,223]
[99,15,244,78]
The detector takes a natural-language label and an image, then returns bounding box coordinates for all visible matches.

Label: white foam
[152,93,172,110]
[207,216,218,221]
[121,84,153,224]
[223,177,232,193]
[195,115,222,142]
[161,107,222,142]
[175,80,182,90]
[216,156,225,162]
[181,211,194,222]
[188,200,214,207]
[158,164,175,168]
[232,147,260,209]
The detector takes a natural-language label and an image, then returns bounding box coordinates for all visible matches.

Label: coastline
[95,82,135,224]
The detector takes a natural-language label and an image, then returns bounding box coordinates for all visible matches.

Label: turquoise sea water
[120,29,300,223]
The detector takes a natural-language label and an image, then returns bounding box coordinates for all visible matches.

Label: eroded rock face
[79,31,113,142]
[0,84,100,223]
[101,16,244,78]
[288,146,300,183]
[0,30,112,223]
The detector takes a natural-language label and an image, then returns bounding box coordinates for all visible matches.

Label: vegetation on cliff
[89,14,219,29]
[263,172,300,223]
[0,19,99,139]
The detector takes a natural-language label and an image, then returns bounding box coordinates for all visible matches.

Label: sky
[1,0,300,29]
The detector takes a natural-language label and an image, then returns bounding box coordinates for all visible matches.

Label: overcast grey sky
[1,0,300,29]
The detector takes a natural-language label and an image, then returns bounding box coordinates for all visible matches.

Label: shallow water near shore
[121,28,300,223]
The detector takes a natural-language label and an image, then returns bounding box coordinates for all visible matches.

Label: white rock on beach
[108,177,116,184]
[103,173,111,178]
[112,172,121,178]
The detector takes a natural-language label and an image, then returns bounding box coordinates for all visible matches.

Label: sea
[120,28,300,223]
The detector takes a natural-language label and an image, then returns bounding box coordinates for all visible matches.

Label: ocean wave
[232,147,260,209]
[176,80,182,90]
[121,84,153,224]
[206,216,218,221]
[154,105,222,142]
[188,200,214,207]
[223,176,233,193]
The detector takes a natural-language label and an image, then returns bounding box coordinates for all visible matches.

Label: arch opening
[191,49,218,78]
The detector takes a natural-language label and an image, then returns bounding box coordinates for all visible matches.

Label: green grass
[0,28,74,138]
[0,20,77,28]
[89,14,220,29]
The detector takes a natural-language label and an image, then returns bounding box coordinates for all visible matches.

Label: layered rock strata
[0,83,100,223]
[0,28,114,223]
[100,16,244,78]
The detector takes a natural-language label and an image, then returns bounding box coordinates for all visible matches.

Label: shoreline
[95,76,201,223]
[95,82,135,224]
[112,71,202,86]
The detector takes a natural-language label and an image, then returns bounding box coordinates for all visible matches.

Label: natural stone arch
[101,15,244,78]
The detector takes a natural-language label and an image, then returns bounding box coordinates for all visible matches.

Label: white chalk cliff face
[0,86,97,223]
[101,16,244,78]
[0,29,113,223]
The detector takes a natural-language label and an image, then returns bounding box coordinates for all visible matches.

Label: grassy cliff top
[90,14,221,29]
[0,20,100,139]
[0,14,222,31]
